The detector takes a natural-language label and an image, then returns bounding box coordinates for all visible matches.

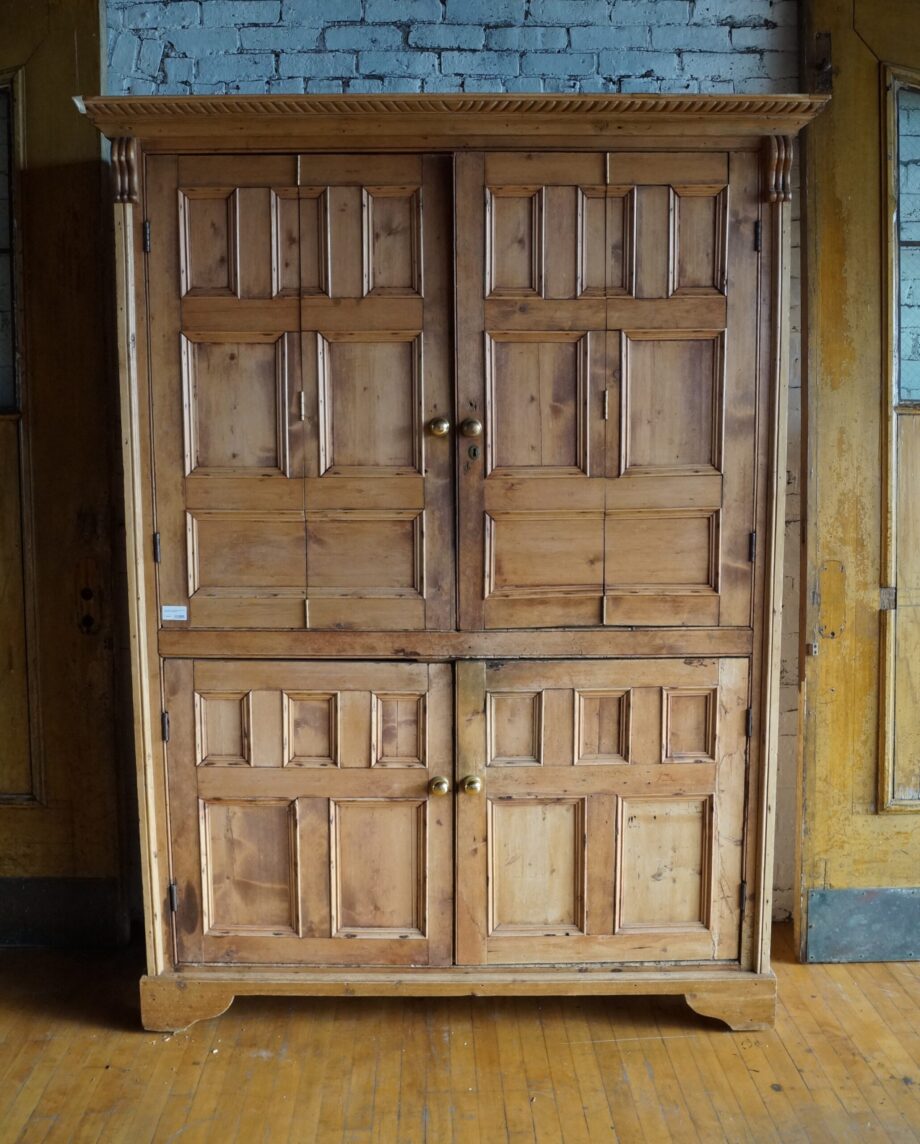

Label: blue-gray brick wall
[105,0,799,95]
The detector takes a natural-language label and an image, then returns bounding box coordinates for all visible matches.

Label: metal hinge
[153,531,161,564]
[161,710,170,743]
[603,389,610,420]
[880,586,897,611]
[739,880,747,920]
[745,708,754,739]
[142,219,151,253]
[748,531,757,562]
[299,390,306,421]
[753,220,762,253]
[168,881,179,913]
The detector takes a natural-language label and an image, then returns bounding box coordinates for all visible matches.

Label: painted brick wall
[899,88,920,400]
[102,0,803,919]
[105,0,799,95]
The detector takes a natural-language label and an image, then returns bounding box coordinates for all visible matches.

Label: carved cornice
[80,93,828,151]
[111,136,139,203]
[763,135,794,203]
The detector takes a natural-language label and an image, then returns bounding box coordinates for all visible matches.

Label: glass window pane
[0,86,15,412]
[898,86,920,402]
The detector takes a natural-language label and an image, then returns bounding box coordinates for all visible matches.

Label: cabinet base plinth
[139,970,776,1033]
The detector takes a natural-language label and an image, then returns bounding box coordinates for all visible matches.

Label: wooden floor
[0,926,918,1143]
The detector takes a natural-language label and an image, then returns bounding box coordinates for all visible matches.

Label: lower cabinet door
[455,659,750,965]
[164,660,453,967]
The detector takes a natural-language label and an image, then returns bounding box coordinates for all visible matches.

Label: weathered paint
[801,0,920,957]
[806,888,920,961]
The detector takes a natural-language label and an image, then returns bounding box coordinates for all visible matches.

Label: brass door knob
[460,418,482,438]
[461,775,483,795]
[428,416,451,437]
[429,776,451,796]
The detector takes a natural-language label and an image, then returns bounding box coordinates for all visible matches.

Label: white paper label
[161,605,188,622]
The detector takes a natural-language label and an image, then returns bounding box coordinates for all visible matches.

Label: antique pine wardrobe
[84,94,825,1031]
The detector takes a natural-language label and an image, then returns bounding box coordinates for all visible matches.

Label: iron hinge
[748,531,757,562]
[753,220,762,253]
[142,219,151,253]
[161,710,170,743]
[739,880,747,919]
[153,531,161,564]
[299,390,306,421]
[880,586,897,611]
[168,881,179,913]
[745,708,754,739]
[603,389,610,420]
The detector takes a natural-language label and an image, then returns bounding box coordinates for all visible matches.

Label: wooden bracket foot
[140,975,235,1033]
[685,980,776,1031]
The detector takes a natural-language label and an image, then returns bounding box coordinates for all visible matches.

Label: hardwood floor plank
[0,928,919,1142]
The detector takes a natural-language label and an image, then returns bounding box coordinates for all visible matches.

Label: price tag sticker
[161,605,188,622]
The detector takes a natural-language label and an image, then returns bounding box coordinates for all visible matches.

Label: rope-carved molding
[80,93,829,148]
[86,94,824,121]
[111,137,139,204]
[763,135,794,203]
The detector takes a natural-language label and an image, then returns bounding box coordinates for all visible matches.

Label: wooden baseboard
[140,968,776,1034]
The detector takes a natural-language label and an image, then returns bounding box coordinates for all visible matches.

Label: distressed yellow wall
[801,0,920,937]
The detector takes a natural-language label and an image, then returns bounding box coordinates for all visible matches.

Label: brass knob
[428,416,451,437]
[461,775,482,795]
[429,776,450,796]
[460,418,483,438]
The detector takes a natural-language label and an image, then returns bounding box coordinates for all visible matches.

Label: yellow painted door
[164,659,453,967]
[455,659,749,965]
[456,150,759,630]
[146,153,453,632]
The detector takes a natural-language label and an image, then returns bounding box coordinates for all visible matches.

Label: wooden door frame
[81,94,825,1030]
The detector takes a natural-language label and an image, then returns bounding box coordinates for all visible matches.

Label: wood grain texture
[12,926,919,1138]
[801,0,920,947]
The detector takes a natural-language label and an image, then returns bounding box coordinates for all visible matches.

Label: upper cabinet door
[147,153,453,632]
[456,151,760,630]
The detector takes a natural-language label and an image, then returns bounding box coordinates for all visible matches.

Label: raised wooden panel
[605,511,719,591]
[485,512,604,598]
[188,512,306,593]
[372,693,426,767]
[664,689,717,763]
[488,691,543,766]
[272,188,300,297]
[606,187,635,296]
[577,187,608,297]
[575,690,630,764]
[489,798,585,934]
[298,188,329,296]
[486,333,588,476]
[621,332,724,475]
[196,691,250,767]
[306,511,422,597]
[179,188,235,296]
[202,799,298,935]
[672,186,728,295]
[317,333,421,475]
[332,799,426,936]
[283,692,338,767]
[363,187,421,296]
[486,187,543,297]
[618,797,712,930]
[326,185,364,298]
[182,334,291,476]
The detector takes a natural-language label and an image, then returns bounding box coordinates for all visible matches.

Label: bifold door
[164,660,453,966]
[165,658,748,968]
[147,153,453,631]
[455,659,750,965]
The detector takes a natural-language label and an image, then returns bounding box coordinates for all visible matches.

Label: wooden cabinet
[84,94,825,1032]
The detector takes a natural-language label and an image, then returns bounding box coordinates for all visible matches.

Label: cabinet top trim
[78,93,828,149]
